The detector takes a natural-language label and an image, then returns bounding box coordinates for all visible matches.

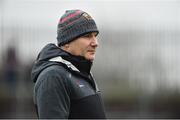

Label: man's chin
[89,56,95,61]
[85,56,95,61]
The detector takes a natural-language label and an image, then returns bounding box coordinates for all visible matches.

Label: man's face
[66,32,99,61]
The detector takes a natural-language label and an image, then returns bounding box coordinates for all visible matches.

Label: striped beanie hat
[57,10,99,46]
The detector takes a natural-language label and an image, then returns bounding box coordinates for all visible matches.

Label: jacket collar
[49,56,80,72]
[49,54,92,75]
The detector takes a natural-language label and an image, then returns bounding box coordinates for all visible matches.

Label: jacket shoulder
[34,64,70,92]
[44,64,69,75]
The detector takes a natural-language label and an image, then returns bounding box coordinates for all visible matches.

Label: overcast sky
[1,0,180,29]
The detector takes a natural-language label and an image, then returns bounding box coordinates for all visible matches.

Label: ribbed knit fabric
[57,10,99,46]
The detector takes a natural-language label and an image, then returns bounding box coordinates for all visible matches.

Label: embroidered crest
[82,13,92,20]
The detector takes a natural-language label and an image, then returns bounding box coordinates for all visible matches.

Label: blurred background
[0,0,180,118]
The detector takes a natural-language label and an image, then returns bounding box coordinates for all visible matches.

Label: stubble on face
[62,32,98,61]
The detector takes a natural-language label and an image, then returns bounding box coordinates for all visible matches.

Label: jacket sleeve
[35,68,70,119]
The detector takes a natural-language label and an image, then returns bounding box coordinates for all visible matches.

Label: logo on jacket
[79,84,84,88]
[76,80,85,88]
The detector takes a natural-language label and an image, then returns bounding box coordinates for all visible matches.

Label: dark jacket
[31,43,106,119]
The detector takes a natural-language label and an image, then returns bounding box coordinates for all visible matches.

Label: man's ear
[64,44,70,49]
[61,44,70,50]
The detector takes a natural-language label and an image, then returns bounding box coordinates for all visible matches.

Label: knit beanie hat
[57,10,99,46]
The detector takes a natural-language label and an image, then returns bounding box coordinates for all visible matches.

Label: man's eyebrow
[82,33,91,37]
[81,32,97,37]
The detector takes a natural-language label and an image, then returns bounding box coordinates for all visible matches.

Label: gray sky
[2,0,180,29]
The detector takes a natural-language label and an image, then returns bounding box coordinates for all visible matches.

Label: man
[31,9,106,119]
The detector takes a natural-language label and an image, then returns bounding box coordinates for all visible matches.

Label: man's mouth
[88,50,96,53]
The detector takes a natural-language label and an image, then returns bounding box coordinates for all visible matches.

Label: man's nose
[91,37,99,47]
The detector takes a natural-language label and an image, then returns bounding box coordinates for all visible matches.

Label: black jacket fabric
[31,43,106,119]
